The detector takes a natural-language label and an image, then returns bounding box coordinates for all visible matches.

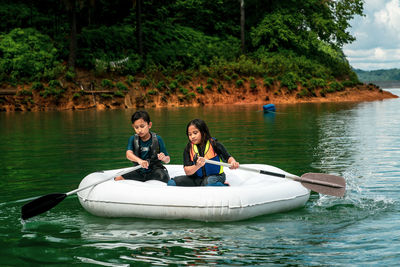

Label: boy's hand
[157,153,170,163]
[139,159,149,169]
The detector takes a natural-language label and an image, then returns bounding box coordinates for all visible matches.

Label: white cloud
[366,0,387,11]
[343,0,400,70]
[374,0,400,30]
[344,47,400,69]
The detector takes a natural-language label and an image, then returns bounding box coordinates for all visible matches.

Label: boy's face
[132,118,152,139]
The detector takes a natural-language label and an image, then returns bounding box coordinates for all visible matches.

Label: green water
[1,90,400,266]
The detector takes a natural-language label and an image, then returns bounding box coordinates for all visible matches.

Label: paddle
[204,159,346,197]
[21,165,142,220]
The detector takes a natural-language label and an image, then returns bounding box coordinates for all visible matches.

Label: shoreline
[0,80,398,112]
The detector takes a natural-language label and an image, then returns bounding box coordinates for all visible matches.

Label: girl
[168,118,239,186]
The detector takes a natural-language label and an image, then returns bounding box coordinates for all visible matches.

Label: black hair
[186,118,212,146]
[131,110,151,124]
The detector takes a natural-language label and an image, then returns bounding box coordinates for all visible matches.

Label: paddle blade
[21,193,67,220]
[299,173,346,197]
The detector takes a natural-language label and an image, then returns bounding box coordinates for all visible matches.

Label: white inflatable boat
[77,164,310,222]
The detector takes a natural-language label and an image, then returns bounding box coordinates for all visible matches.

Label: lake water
[1,89,399,266]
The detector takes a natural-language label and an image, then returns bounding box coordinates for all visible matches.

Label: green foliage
[186,92,196,100]
[279,72,299,91]
[40,87,64,99]
[101,79,114,88]
[116,82,128,91]
[126,75,135,86]
[175,73,191,84]
[169,80,178,92]
[17,89,32,96]
[250,1,363,53]
[0,0,364,87]
[73,93,80,100]
[209,55,265,77]
[77,25,135,69]
[65,70,76,81]
[156,81,165,90]
[0,28,60,82]
[251,8,310,52]
[100,93,113,99]
[147,89,159,96]
[48,80,61,88]
[341,80,357,88]
[307,78,327,90]
[114,91,125,97]
[207,78,215,85]
[217,84,224,93]
[297,88,313,98]
[236,79,244,87]
[124,54,143,75]
[249,77,257,90]
[31,82,44,91]
[0,3,33,32]
[179,87,189,95]
[140,79,150,87]
[328,81,344,92]
[42,64,65,81]
[196,85,204,94]
[263,77,274,88]
[144,22,240,71]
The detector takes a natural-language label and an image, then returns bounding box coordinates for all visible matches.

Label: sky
[343,0,400,70]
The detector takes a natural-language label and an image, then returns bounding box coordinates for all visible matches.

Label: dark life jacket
[133,132,162,168]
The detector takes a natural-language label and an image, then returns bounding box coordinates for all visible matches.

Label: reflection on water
[1,90,400,265]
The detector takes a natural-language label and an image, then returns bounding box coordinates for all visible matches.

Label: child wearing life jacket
[115,110,170,182]
[168,118,239,186]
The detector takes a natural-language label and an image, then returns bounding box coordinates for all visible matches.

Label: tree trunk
[68,0,77,70]
[136,0,143,57]
[240,0,245,54]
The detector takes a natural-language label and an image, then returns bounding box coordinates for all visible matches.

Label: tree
[62,0,79,70]
[134,0,143,57]
[62,0,96,70]
[250,0,364,55]
[240,0,245,53]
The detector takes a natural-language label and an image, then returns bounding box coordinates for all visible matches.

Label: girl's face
[188,125,202,145]
[132,118,152,140]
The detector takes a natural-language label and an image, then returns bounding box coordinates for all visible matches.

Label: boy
[115,110,170,182]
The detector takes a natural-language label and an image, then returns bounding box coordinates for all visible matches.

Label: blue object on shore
[263,104,276,113]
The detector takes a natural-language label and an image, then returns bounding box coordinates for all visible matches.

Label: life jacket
[133,132,162,168]
[190,139,223,178]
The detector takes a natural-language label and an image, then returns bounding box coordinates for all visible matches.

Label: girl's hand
[229,160,239,169]
[139,159,149,169]
[195,156,206,168]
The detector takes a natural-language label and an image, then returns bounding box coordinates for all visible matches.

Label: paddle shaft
[204,159,343,189]
[66,165,142,196]
[21,165,142,220]
[205,159,295,177]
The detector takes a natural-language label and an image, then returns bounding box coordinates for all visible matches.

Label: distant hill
[354,68,400,81]
[354,68,400,88]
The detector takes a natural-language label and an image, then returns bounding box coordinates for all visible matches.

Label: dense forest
[0,0,371,111]
[354,69,400,82]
